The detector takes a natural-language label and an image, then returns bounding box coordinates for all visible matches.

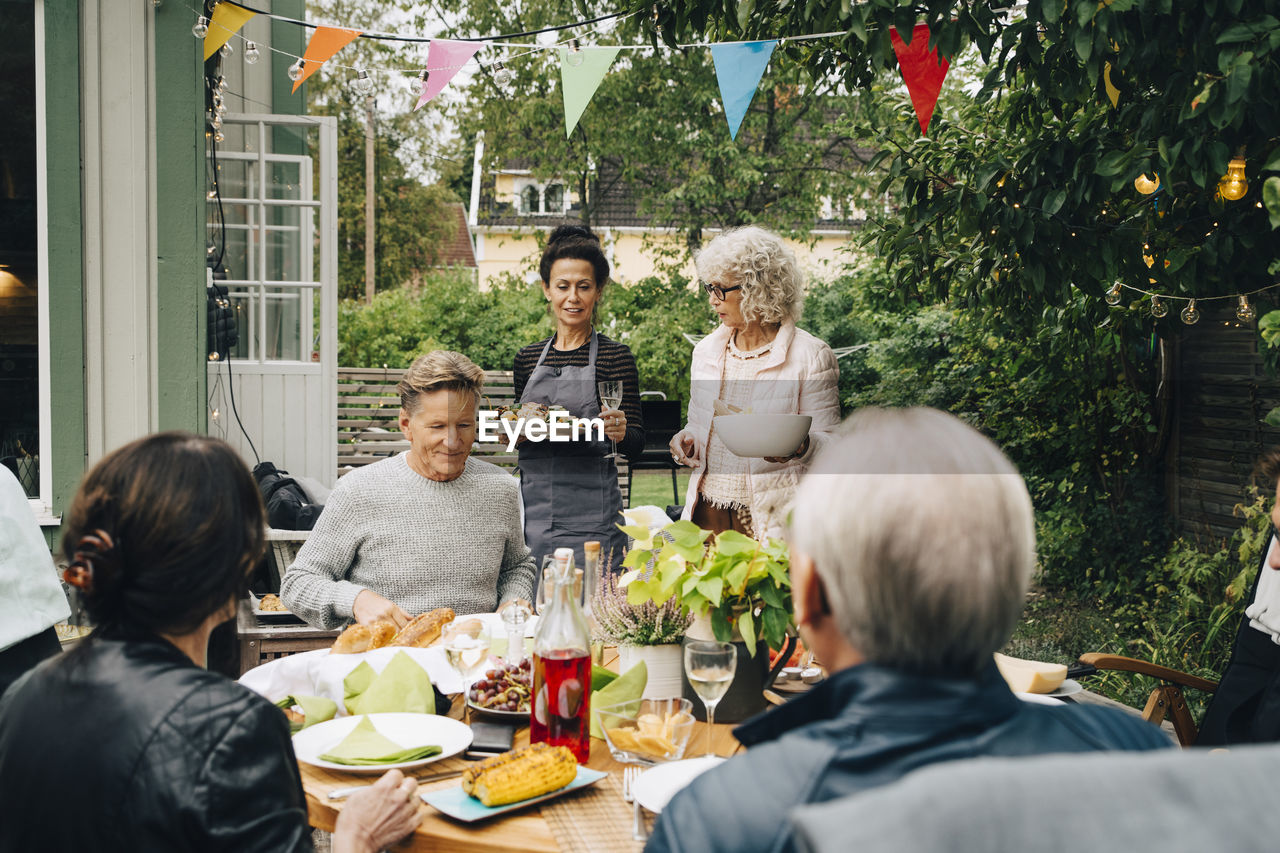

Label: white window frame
[30,0,55,522]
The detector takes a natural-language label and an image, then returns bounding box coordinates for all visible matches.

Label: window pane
[545,184,563,212]
[522,185,540,214]
[0,2,39,496]
[264,286,305,361]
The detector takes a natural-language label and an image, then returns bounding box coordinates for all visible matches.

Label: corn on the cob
[461,743,578,806]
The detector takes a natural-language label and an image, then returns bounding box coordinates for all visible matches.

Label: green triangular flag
[559,46,621,137]
[318,716,443,766]
[344,652,436,716]
[589,660,647,739]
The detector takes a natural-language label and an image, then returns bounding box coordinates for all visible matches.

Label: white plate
[292,712,473,774]
[632,755,726,814]
[249,592,303,622]
[1048,678,1083,698]
[1016,691,1066,706]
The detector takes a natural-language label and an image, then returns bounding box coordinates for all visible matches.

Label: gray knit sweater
[280,453,537,629]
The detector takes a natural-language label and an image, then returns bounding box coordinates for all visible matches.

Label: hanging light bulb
[212,93,224,109]
[1150,295,1168,318]
[1105,282,1123,305]
[244,41,260,64]
[1142,243,1156,268]
[1218,153,1248,201]
[220,40,233,57]
[217,76,228,94]
[214,130,225,144]
[1134,173,1160,194]
[287,59,306,82]
[491,62,513,85]
[566,39,585,66]
[407,70,427,94]
[1236,295,1256,323]
[210,113,223,130]
[192,15,209,38]
[1180,299,1200,325]
[354,69,374,95]
[207,189,218,200]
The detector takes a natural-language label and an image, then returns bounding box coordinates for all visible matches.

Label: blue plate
[421,766,607,822]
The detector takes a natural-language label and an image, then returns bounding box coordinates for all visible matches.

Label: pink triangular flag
[415,40,483,111]
[292,26,363,93]
[890,24,950,135]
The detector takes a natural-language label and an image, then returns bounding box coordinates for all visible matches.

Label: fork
[625,766,649,842]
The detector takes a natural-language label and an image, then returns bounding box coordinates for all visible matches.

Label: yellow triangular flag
[203,3,256,62]
[1103,62,1120,108]
[292,26,363,94]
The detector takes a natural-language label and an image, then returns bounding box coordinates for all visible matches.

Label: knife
[327,769,464,800]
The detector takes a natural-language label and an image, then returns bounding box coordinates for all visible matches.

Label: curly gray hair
[694,226,803,325]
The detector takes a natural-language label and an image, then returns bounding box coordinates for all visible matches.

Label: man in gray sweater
[281,352,536,629]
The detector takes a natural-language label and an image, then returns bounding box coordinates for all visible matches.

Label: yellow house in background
[465,141,863,291]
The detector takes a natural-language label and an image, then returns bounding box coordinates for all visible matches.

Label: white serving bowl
[712,414,812,458]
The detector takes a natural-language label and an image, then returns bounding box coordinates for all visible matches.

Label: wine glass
[684,640,736,758]
[443,619,492,722]
[597,380,623,460]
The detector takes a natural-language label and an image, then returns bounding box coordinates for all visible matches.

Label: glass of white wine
[597,380,623,460]
[684,640,736,758]
[443,619,492,723]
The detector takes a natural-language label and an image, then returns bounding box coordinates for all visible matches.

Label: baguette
[390,607,456,648]
[330,619,397,654]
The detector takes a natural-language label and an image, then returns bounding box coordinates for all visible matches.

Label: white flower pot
[617,643,684,700]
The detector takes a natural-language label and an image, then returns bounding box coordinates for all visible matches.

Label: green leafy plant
[617,520,793,658]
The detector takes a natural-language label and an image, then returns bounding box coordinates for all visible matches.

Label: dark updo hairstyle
[60,432,267,637]
[538,224,610,287]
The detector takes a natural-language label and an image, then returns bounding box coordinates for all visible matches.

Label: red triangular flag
[890,24,950,135]
[292,26,363,93]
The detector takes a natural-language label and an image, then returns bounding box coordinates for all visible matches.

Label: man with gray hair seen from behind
[646,408,1172,853]
[282,350,536,629]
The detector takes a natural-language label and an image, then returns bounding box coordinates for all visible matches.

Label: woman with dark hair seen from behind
[513,225,644,571]
[0,432,422,853]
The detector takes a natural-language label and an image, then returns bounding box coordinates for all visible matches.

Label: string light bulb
[567,39,585,66]
[491,62,513,85]
[354,69,374,95]
[192,15,209,38]
[407,70,426,94]
[214,130,225,144]
[288,59,306,82]
[1150,295,1168,318]
[244,41,260,64]
[1237,295,1256,323]
[220,40,233,57]
[1105,282,1122,305]
[1218,153,1248,201]
[1180,299,1200,325]
[1134,173,1160,194]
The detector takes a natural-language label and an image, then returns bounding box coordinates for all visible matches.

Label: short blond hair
[789,408,1036,676]
[397,350,484,414]
[695,226,803,325]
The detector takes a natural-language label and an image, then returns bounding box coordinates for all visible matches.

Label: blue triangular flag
[709,40,777,140]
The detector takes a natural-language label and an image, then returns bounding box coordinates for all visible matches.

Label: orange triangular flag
[292,26,363,93]
[890,24,950,135]
[203,3,256,61]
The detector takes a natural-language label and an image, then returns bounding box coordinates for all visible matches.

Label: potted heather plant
[592,566,691,700]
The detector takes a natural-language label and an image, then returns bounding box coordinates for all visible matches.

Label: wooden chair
[1073,654,1218,746]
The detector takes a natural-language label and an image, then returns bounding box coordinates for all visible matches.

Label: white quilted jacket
[678,321,841,539]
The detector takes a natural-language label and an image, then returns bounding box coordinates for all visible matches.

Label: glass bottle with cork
[530,547,592,762]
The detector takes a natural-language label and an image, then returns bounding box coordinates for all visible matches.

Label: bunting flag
[889,24,950,136]
[415,39,483,111]
[203,3,256,62]
[709,40,777,141]
[292,26,363,93]
[559,46,621,137]
[1103,61,1121,108]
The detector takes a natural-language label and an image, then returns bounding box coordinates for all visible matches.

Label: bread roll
[391,607,456,648]
[330,619,397,654]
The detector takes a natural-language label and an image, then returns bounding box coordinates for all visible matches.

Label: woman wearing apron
[513,225,644,575]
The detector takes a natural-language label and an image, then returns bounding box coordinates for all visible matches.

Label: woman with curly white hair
[669,225,840,539]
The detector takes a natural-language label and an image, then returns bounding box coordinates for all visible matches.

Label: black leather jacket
[0,632,312,852]
[646,661,1174,853]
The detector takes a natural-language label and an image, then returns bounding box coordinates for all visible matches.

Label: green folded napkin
[591,664,619,692]
[344,651,436,716]
[318,716,442,766]
[589,660,647,739]
[274,694,338,732]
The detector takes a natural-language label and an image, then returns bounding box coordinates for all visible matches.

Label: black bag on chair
[252,462,324,530]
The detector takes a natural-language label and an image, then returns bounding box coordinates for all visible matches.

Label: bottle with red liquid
[531,547,592,763]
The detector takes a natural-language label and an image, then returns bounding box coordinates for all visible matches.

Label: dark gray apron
[518,332,628,575]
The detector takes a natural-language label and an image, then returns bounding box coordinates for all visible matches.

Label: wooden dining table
[297,654,745,852]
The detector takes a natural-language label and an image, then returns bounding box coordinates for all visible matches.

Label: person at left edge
[513,225,645,574]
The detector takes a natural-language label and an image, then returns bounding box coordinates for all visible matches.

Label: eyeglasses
[701,281,743,300]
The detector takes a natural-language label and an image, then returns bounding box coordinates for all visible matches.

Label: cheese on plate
[993,652,1067,694]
